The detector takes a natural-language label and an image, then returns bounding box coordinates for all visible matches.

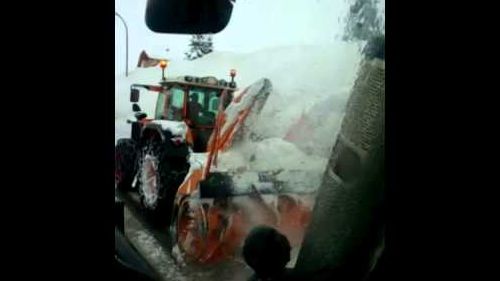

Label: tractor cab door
[186,87,220,126]
[186,87,226,152]
[186,87,216,152]
[154,85,185,121]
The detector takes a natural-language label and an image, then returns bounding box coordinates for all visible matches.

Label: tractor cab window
[209,95,219,114]
[187,87,221,126]
[155,86,185,121]
[206,90,233,114]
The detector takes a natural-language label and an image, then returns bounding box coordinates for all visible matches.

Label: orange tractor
[115,61,318,264]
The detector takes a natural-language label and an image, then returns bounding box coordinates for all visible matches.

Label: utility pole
[115,12,129,76]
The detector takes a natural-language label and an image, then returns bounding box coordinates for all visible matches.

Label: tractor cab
[130,61,238,152]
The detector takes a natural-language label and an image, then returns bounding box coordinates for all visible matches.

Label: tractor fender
[140,123,167,142]
[140,122,190,159]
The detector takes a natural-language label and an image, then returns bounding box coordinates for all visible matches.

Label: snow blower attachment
[169,78,323,264]
[115,62,320,265]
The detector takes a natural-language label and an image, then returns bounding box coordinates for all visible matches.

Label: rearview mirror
[145,0,234,34]
[130,88,140,102]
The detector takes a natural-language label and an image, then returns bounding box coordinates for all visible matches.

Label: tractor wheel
[136,139,185,223]
[115,139,137,191]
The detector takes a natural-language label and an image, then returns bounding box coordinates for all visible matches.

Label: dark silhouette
[243,226,293,281]
[188,92,202,123]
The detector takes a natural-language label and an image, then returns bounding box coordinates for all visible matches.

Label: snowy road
[124,206,254,281]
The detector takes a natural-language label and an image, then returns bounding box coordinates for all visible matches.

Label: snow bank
[252,138,327,171]
[212,138,327,193]
[215,138,327,172]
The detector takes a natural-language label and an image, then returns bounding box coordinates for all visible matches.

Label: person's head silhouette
[243,226,291,280]
[189,92,199,103]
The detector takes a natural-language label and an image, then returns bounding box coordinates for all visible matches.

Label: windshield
[115,0,385,280]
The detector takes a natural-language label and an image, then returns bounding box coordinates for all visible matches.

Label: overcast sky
[115,0,349,76]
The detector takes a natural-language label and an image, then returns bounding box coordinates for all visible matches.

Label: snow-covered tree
[342,0,385,42]
[185,34,214,60]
